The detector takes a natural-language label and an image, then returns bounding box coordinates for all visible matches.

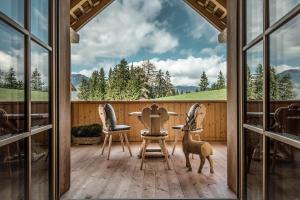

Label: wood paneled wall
[71,101,227,142]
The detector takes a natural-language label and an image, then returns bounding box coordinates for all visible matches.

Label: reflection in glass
[0,140,25,200]
[31,0,49,44]
[31,130,50,200]
[245,42,264,128]
[269,0,300,25]
[269,15,300,140]
[246,0,263,43]
[0,21,25,139]
[0,0,24,26]
[268,139,300,200]
[31,42,50,128]
[244,129,263,200]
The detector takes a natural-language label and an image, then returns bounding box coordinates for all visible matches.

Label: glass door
[241,0,300,200]
[0,0,56,199]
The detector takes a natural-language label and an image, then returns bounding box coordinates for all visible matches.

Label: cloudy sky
[71,0,226,86]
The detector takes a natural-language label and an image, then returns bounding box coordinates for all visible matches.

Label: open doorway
[62,0,235,199]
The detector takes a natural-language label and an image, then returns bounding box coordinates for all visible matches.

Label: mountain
[175,85,199,93]
[278,69,300,88]
[71,73,90,88]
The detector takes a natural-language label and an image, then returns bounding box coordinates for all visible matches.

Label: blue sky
[71,0,227,86]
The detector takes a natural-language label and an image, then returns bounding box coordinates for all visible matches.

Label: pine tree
[278,74,294,100]
[5,67,18,89]
[0,69,4,87]
[199,71,209,91]
[99,67,106,100]
[216,70,225,89]
[211,82,218,90]
[246,66,255,100]
[106,59,130,100]
[31,68,44,91]
[165,71,174,96]
[254,64,263,100]
[270,66,279,100]
[78,79,90,100]
[154,70,166,98]
[108,67,112,80]
[89,70,101,100]
[141,60,156,98]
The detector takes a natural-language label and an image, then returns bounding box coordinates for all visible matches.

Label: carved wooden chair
[139,104,171,170]
[171,104,206,155]
[271,103,300,171]
[98,104,132,160]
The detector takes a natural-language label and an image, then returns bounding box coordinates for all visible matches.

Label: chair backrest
[98,104,117,131]
[274,103,300,135]
[141,104,169,135]
[186,104,206,130]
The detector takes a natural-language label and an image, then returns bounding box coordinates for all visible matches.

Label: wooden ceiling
[70,0,227,32]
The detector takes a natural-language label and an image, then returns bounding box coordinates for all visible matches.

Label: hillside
[0,88,48,101]
[155,89,226,100]
[71,73,90,88]
[175,85,199,93]
[278,69,300,87]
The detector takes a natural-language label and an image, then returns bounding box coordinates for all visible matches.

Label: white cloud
[183,3,219,42]
[71,0,178,66]
[0,50,24,80]
[0,51,16,71]
[133,55,226,86]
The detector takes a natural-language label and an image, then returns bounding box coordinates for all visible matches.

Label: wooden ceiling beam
[70,0,226,33]
[71,0,113,31]
[185,0,226,31]
[71,0,86,10]
[215,0,226,8]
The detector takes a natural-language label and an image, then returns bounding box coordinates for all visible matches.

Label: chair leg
[123,133,132,156]
[101,134,108,155]
[140,139,149,170]
[160,140,171,170]
[138,139,145,158]
[172,130,179,155]
[119,133,125,152]
[107,135,113,160]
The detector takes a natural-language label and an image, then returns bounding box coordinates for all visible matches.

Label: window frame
[0,0,57,199]
[240,1,300,200]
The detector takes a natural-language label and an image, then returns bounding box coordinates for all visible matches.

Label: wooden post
[227,0,239,195]
[58,0,71,196]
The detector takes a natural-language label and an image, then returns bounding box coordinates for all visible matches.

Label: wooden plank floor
[61,142,236,199]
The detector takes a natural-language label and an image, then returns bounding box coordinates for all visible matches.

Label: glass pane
[268,139,300,200]
[0,20,25,139]
[244,129,263,200]
[245,42,264,128]
[0,0,24,26]
[246,0,263,43]
[268,15,300,141]
[269,0,300,25]
[31,130,50,200]
[31,42,50,128]
[31,0,49,44]
[0,140,25,200]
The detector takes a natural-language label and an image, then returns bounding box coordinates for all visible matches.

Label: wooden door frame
[56,0,241,198]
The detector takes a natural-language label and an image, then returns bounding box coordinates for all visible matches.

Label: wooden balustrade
[71,100,227,142]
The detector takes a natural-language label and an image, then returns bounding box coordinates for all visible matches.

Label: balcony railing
[71,100,227,142]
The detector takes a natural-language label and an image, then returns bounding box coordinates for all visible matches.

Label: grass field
[0,88,48,101]
[155,89,227,100]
